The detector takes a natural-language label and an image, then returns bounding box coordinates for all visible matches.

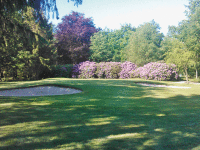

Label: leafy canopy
[125,20,164,66]
[0,0,83,19]
[55,11,99,64]
[89,24,135,62]
[164,37,195,82]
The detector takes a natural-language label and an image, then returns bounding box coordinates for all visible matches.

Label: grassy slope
[0,78,200,150]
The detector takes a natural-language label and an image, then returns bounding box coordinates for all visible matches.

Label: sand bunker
[0,86,82,97]
[136,83,191,89]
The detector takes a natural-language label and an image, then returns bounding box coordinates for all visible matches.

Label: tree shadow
[0,79,199,150]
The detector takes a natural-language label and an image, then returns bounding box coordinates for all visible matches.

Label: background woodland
[1,0,200,82]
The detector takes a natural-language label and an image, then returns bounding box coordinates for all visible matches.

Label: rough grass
[0,78,200,150]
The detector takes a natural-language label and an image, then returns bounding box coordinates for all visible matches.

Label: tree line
[89,0,200,81]
[1,0,200,81]
[0,6,57,81]
[0,0,82,81]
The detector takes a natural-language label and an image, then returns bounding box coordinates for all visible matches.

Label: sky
[48,0,190,36]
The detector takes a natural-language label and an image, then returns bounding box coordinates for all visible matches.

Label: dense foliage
[55,11,100,64]
[0,6,56,81]
[167,0,200,79]
[89,24,135,62]
[50,64,74,78]
[102,62,121,79]
[72,61,97,78]
[95,62,108,78]
[131,62,178,81]
[0,0,82,81]
[163,37,195,82]
[119,61,137,79]
[0,0,82,19]
[124,20,164,67]
[72,61,123,79]
[1,0,200,82]
[71,61,177,81]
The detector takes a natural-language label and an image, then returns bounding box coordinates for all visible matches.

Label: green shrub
[39,66,52,79]
[95,62,106,78]
[94,62,122,79]
[110,63,122,79]
[190,77,200,83]
[50,64,73,78]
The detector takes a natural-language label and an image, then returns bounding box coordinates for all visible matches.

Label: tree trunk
[185,68,189,84]
[13,68,17,80]
[0,67,1,81]
[196,53,199,79]
[196,68,198,79]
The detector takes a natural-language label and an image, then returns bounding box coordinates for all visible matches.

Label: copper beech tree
[55,11,100,64]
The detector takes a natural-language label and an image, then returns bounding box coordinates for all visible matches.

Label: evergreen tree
[0,6,56,80]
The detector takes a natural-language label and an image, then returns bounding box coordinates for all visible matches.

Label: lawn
[0,78,200,150]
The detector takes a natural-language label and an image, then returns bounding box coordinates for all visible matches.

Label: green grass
[0,78,200,150]
[189,78,200,83]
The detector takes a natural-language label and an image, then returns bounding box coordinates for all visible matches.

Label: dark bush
[38,66,52,79]
[50,64,73,78]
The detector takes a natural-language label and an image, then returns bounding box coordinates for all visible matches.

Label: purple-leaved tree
[55,11,100,64]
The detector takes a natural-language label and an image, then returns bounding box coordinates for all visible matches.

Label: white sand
[0,86,82,97]
[174,81,200,85]
[136,83,191,89]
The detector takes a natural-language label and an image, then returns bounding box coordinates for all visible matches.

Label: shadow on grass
[0,79,199,150]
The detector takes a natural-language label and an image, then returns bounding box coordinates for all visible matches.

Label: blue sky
[48,0,190,35]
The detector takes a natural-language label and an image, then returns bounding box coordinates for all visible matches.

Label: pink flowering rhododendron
[72,61,97,78]
[105,62,121,79]
[95,62,122,79]
[131,62,178,81]
[120,61,137,79]
[95,62,107,78]
[72,61,178,81]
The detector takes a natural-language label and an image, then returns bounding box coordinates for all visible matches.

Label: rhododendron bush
[72,61,124,79]
[131,62,178,81]
[95,62,122,79]
[105,62,122,79]
[120,61,137,79]
[95,62,107,78]
[72,61,178,80]
[72,61,97,78]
